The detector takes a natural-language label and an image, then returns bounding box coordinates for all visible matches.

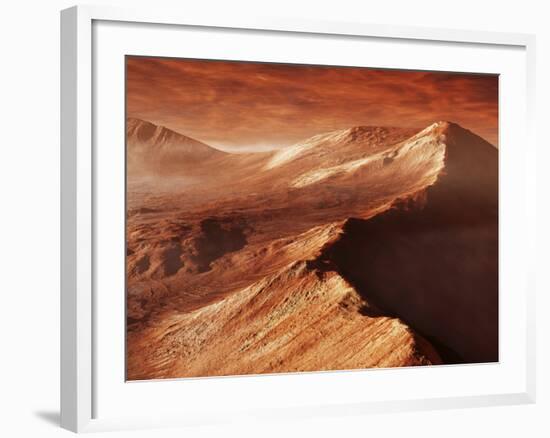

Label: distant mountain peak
[419,120,486,139]
[127,117,225,155]
[345,125,398,135]
[127,117,171,143]
[126,118,226,174]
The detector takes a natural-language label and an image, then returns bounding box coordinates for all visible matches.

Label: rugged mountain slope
[126,120,499,379]
[315,122,499,363]
[127,224,442,380]
[265,126,417,170]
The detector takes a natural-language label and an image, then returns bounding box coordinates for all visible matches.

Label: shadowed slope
[127,239,442,380]
[316,122,498,363]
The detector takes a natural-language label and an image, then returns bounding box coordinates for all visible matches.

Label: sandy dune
[126,119,498,380]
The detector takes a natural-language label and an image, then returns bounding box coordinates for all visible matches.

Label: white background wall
[0,0,547,436]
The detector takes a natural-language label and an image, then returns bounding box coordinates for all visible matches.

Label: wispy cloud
[126,57,498,149]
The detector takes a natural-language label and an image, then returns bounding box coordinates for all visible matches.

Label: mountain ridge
[126,117,498,378]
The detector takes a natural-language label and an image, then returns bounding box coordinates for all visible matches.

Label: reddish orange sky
[126,56,498,150]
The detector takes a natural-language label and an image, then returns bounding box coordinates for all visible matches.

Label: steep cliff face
[126,119,498,379]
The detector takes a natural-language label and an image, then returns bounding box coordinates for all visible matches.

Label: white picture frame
[60,4,536,433]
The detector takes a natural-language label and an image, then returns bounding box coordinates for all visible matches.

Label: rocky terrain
[125,119,498,380]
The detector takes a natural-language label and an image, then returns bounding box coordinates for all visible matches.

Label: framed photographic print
[61,5,536,433]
